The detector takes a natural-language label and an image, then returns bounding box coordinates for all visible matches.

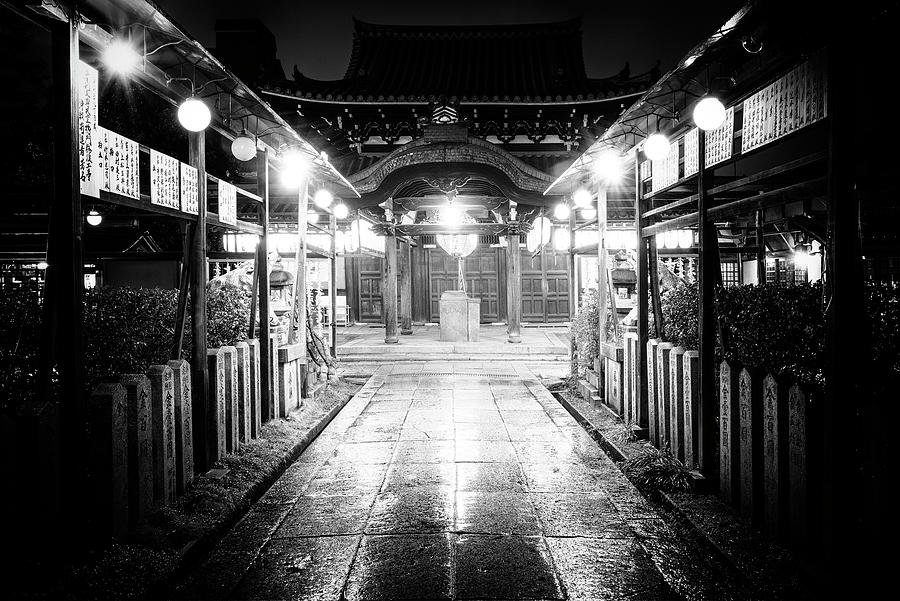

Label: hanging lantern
[643,133,670,161]
[333,203,349,219]
[436,233,478,259]
[552,227,570,251]
[693,95,727,131]
[678,229,694,248]
[231,131,257,161]
[572,188,592,208]
[177,97,211,132]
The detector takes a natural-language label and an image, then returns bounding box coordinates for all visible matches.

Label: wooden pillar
[329,213,338,356]
[697,128,718,478]
[568,201,577,319]
[43,15,85,542]
[506,225,522,343]
[755,210,766,286]
[400,239,413,335]
[383,198,399,343]
[256,149,273,421]
[635,156,650,431]
[172,223,191,360]
[288,179,309,350]
[188,130,209,473]
[649,235,664,337]
[597,188,609,344]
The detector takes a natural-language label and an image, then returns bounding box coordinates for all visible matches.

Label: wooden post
[44,16,86,541]
[256,149,273,422]
[329,213,338,354]
[635,156,650,433]
[568,200,577,320]
[384,201,399,343]
[288,179,309,348]
[506,224,522,343]
[755,210,766,286]
[400,239,413,335]
[172,223,191,360]
[648,234,664,337]
[188,130,210,472]
[597,188,609,344]
[697,128,717,479]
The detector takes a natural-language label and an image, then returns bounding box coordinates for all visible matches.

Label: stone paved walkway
[180,363,733,600]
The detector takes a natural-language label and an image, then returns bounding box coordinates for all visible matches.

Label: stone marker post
[235,341,252,444]
[657,343,673,449]
[247,338,262,437]
[147,365,177,506]
[207,348,227,462]
[89,383,129,539]
[719,361,740,504]
[669,347,686,462]
[121,374,153,525]
[788,384,808,550]
[269,333,280,421]
[167,359,194,494]
[221,346,239,453]
[683,351,700,470]
[762,373,788,539]
[647,339,660,446]
[623,332,636,426]
[738,367,763,523]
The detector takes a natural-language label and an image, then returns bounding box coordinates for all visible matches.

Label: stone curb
[151,385,359,598]
[553,388,779,596]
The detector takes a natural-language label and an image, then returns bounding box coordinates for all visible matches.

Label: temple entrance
[428,247,502,323]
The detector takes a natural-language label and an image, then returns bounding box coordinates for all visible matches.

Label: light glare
[572,188,592,208]
[177,98,211,132]
[103,39,140,75]
[643,133,670,161]
[693,96,727,131]
[553,203,570,221]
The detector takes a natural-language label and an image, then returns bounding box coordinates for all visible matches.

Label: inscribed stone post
[235,341,252,444]
[657,343,673,449]
[121,374,153,525]
[147,365,177,506]
[88,383,128,539]
[683,351,700,470]
[247,338,262,437]
[788,384,808,549]
[669,347,686,462]
[719,361,739,505]
[207,349,227,462]
[623,332,636,425]
[738,367,763,523]
[762,373,788,539]
[221,346,239,453]
[647,339,660,446]
[167,359,194,493]
[269,333,280,421]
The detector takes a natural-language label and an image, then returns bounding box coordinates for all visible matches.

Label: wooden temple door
[427,247,501,323]
[357,256,384,323]
[520,247,570,322]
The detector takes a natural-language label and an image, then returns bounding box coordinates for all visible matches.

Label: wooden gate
[357,256,384,323]
[521,247,570,322]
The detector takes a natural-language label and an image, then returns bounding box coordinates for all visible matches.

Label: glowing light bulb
[103,39,140,75]
[307,211,319,224]
[572,188,592,208]
[553,203,570,220]
[314,189,333,209]
[553,227,570,251]
[177,98,211,132]
[593,150,622,182]
[86,209,102,226]
[693,96,727,131]
[280,150,308,188]
[333,203,349,219]
[581,207,597,220]
[643,133,670,161]
[231,133,256,161]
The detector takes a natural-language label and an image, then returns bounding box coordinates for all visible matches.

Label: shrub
[716,283,825,389]
[867,280,900,378]
[0,286,45,412]
[661,283,699,349]
[570,288,619,375]
[621,446,692,494]
[205,285,252,349]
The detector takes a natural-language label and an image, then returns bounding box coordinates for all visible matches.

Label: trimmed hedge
[571,288,619,375]
[1,284,251,411]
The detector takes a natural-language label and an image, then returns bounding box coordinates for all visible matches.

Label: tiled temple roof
[268,18,654,104]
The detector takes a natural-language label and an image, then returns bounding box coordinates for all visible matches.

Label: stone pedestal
[167,359,194,494]
[89,383,128,539]
[439,290,480,342]
[121,374,153,525]
[278,343,305,416]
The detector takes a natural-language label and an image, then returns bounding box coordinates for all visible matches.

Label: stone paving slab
[179,362,738,600]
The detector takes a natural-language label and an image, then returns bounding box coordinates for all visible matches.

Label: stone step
[338,345,567,356]
[338,354,570,362]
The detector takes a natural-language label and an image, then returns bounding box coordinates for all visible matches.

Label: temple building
[225,18,656,325]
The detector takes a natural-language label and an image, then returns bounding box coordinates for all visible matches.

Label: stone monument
[439,290,480,342]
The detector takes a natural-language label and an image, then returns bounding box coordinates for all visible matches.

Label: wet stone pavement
[179,363,737,601]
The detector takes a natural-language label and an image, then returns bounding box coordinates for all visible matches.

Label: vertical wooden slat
[172,223,191,360]
[383,198,399,343]
[400,239,413,335]
[635,155,649,433]
[697,128,717,479]
[597,188,609,344]
[505,226,522,343]
[755,210,766,286]
[189,131,209,472]
[329,213,338,355]
[648,235,664,337]
[256,149,272,421]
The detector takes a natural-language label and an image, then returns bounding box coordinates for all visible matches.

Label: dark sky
[155,0,741,81]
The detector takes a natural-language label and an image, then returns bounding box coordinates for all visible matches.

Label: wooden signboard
[683,128,699,178]
[651,142,679,193]
[150,150,181,210]
[741,57,827,154]
[180,162,199,215]
[77,60,101,198]
[99,128,140,199]
[218,180,237,225]
[705,106,734,167]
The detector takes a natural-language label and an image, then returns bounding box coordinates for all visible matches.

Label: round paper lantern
[693,96,727,131]
[177,98,211,132]
[643,133,670,161]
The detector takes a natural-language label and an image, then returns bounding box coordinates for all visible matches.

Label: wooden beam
[568,201,577,321]
[385,223,509,237]
[171,223,192,360]
[383,199,399,344]
[634,154,649,433]
[597,188,609,344]
[755,210,766,285]
[329,213,338,356]
[288,179,309,351]
[648,235,664,338]
[189,130,210,473]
